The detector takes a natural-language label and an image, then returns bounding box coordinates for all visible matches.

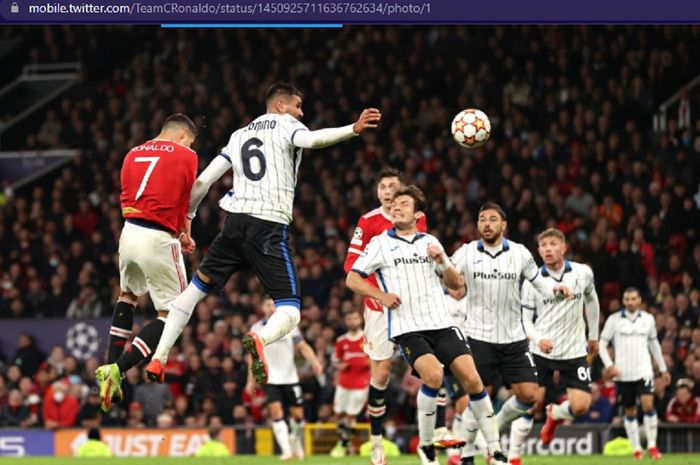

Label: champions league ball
[451,108,491,148]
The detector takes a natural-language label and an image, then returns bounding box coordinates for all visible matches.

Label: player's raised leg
[98,220,190,410]
[241,220,302,385]
[147,215,247,381]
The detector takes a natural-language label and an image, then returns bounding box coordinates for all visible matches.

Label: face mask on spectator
[53,390,65,403]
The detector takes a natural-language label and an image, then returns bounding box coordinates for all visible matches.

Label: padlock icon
[11,2,19,13]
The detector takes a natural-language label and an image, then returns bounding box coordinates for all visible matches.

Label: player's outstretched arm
[292,108,381,149]
[187,155,231,219]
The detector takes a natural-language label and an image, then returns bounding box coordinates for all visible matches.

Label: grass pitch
[1,455,699,465]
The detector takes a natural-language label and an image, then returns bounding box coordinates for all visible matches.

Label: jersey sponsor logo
[542,292,582,305]
[394,255,431,266]
[247,119,277,131]
[473,269,517,280]
[131,143,175,153]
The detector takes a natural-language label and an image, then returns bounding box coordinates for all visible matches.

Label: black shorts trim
[616,379,655,408]
[264,383,304,407]
[395,327,472,377]
[468,338,538,387]
[533,354,592,393]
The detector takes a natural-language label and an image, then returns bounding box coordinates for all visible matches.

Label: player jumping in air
[145,82,380,385]
[96,114,198,411]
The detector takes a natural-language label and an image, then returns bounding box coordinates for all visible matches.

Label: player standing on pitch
[246,296,324,461]
[599,287,670,461]
[507,228,601,465]
[330,308,371,458]
[343,168,430,465]
[95,114,198,410]
[347,186,508,465]
[450,203,572,465]
[145,82,380,385]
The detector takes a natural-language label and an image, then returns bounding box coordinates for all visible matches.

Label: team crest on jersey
[354,227,363,239]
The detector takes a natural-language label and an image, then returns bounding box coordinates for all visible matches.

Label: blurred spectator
[66,286,103,318]
[0,389,35,427]
[133,370,172,426]
[665,379,700,423]
[576,383,613,424]
[76,387,103,427]
[75,427,112,457]
[12,333,43,376]
[126,401,145,428]
[43,381,79,429]
[194,426,230,457]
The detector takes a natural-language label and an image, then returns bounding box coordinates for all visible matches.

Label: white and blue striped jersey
[351,229,455,338]
[219,113,307,225]
[451,238,556,344]
[251,318,303,385]
[599,310,667,382]
[523,261,596,360]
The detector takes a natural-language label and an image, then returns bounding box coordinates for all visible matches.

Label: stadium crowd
[1,26,700,433]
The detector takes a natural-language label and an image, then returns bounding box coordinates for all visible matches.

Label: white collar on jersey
[476,238,510,257]
[540,261,573,282]
[621,308,642,320]
[387,228,426,244]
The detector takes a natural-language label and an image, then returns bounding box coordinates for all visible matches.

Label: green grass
[1,456,700,465]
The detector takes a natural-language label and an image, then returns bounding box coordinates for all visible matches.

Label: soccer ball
[451,108,491,148]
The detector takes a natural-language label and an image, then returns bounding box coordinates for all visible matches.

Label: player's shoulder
[361,207,385,221]
[569,261,593,276]
[421,232,442,244]
[505,239,531,255]
[277,113,308,129]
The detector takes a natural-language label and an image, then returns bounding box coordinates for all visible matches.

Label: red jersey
[666,396,700,423]
[333,331,370,390]
[120,139,198,235]
[344,207,428,311]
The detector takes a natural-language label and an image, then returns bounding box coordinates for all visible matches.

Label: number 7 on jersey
[134,156,160,200]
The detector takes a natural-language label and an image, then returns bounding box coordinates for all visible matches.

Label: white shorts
[363,307,395,361]
[118,221,187,310]
[333,386,369,416]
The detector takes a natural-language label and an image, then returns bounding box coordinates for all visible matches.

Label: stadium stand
[0,26,699,436]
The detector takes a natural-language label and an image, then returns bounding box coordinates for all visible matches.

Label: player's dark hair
[537,228,566,244]
[266,82,302,105]
[87,427,101,441]
[162,113,197,135]
[478,202,507,221]
[208,426,221,440]
[375,167,403,185]
[392,185,428,213]
[623,286,641,297]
